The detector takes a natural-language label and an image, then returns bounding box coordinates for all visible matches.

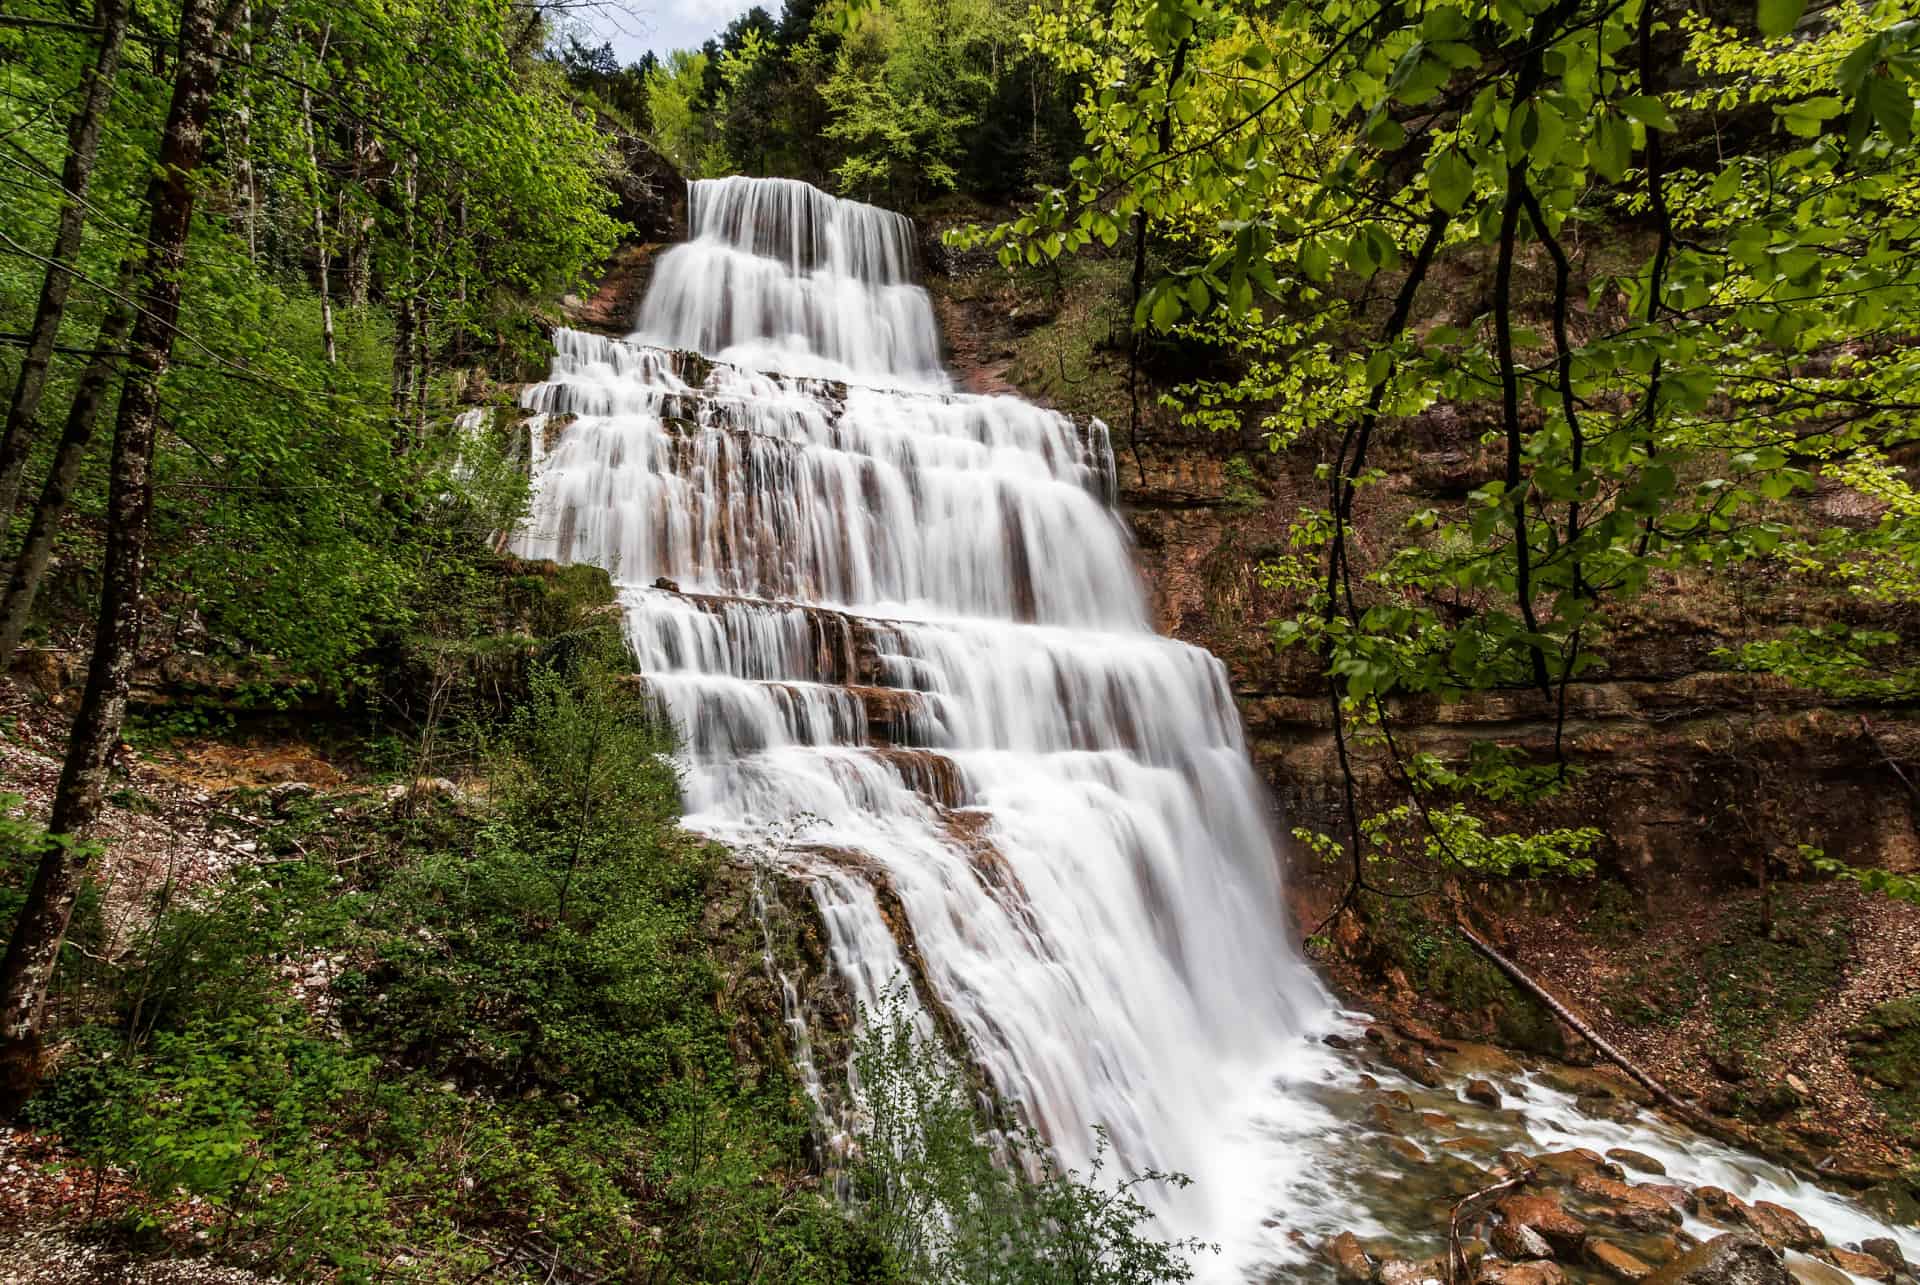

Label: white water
[513,176,1917,1278]
[516,175,1332,1277]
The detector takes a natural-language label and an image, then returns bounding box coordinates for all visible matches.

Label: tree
[0,0,249,1109]
[962,0,1920,916]
[0,0,130,530]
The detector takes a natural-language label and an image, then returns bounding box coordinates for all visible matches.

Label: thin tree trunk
[0,261,136,660]
[301,21,335,363]
[0,0,131,532]
[233,2,256,261]
[0,0,244,1114]
[391,149,418,439]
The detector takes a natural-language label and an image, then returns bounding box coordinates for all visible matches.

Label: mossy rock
[1848,994,1920,1143]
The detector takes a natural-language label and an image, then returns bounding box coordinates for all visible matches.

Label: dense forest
[1,0,1919,1280]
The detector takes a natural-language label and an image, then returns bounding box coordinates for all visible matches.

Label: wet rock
[1589,1239,1655,1281]
[1495,1194,1588,1256]
[1386,1137,1430,1164]
[1369,1103,1402,1130]
[1859,1240,1908,1276]
[1697,1187,1751,1226]
[1570,1173,1685,1231]
[1641,1184,1698,1215]
[1325,1032,1356,1050]
[1478,1260,1569,1285]
[1824,1249,1893,1282]
[1467,1079,1502,1107]
[1535,1149,1626,1183]
[1419,1110,1457,1130]
[1644,1234,1790,1285]
[1376,1258,1444,1285]
[1745,1202,1823,1252]
[1382,1089,1416,1111]
[1493,1221,1557,1261]
[1327,1231,1372,1283]
[1783,1252,1851,1285]
[1384,1041,1447,1088]
[1607,1148,1668,1176]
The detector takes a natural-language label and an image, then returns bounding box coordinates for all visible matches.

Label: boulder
[1607,1149,1669,1176]
[1570,1172,1685,1231]
[1536,1149,1626,1183]
[1859,1240,1908,1276]
[1745,1202,1823,1252]
[1495,1194,1589,1256]
[1493,1221,1558,1260]
[1588,1239,1656,1281]
[1326,1231,1373,1284]
[1644,1234,1790,1285]
[1642,1184,1699,1215]
[1824,1249,1893,1283]
[1467,1079,1503,1107]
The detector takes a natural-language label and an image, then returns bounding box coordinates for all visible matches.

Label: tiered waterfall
[515,175,1335,1276]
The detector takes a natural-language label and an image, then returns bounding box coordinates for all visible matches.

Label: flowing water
[512,175,1918,1279]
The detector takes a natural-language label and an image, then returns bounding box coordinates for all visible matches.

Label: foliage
[848,991,1207,1283]
[960,0,1920,909]
[26,660,876,1282]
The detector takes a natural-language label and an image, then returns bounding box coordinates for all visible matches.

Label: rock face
[1644,1235,1791,1285]
[605,130,686,242]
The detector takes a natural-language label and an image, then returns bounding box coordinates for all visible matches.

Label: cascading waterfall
[515,174,1335,1277]
[511,175,1919,1278]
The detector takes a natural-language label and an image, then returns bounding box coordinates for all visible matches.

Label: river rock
[1570,1172,1684,1230]
[1644,1234,1790,1285]
[1783,1251,1851,1285]
[1376,1257,1444,1285]
[1535,1149,1625,1183]
[1327,1231,1373,1283]
[1606,1148,1668,1176]
[1495,1194,1589,1255]
[1467,1079,1503,1107]
[1588,1239,1655,1281]
[1479,1261,1569,1285]
[1824,1249,1893,1283]
[1641,1184,1698,1215]
[1386,1137,1430,1164]
[1745,1202,1823,1252]
[1493,1221,1558,1260]
[1859,1240,1908,1275]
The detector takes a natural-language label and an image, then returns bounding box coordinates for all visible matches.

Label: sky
[574,0,757,64]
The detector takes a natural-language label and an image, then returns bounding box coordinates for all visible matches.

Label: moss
[1363,896,1565,1055]
[1848,994,1920,1143]
[1701,889,1853,1061]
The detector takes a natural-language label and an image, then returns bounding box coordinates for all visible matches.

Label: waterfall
[516,176,1339,1277]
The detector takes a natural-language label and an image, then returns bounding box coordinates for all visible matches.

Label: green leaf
[1427,148,1474,212]
[1756,0,1805,38]
[1589,113,1632,181]
[1619,94,1675,131]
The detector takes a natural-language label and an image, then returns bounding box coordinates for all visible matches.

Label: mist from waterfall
[515,174,1347,1278]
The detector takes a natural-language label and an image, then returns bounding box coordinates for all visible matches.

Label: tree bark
[0,0,131,533]
[0,0,244,1114]
[301,21,335,364]
[0,260,136,660]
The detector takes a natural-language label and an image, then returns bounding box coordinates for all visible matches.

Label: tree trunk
[0,261,137,660]
[0,0,244,1115]
[301,21,335,363]
[0,0,131,533]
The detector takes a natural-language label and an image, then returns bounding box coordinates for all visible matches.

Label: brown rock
[1607,1149,1669,1176]
[1479,1261,1569,1285]
[1387,1136,1430,1164]
[1369,1102,1401,1130]
[1824,1250,1893,1283]
[1697,1187,1754,1227]
[1645,1235,1789,1285]
[1495,1194,1589,1256]
[1747,1203,1822,1252]
[1536,1149,1625,1183]
[1382,1089,1416,1111]
[1642,1184,1699,1215]
[1385,1041,1447,1088]
[1493,1221,1558,1260]
[1589,1239,1656,1281]
[1376,1258,1444,1285]
[1420,1111,1458,1129]
[1327,1231,1373,1284]
[1783,1253,1851,1285]
[1571,1172,1685,1231]
[1467,1078,1502,1107]
[1859,1240,1907,1276]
